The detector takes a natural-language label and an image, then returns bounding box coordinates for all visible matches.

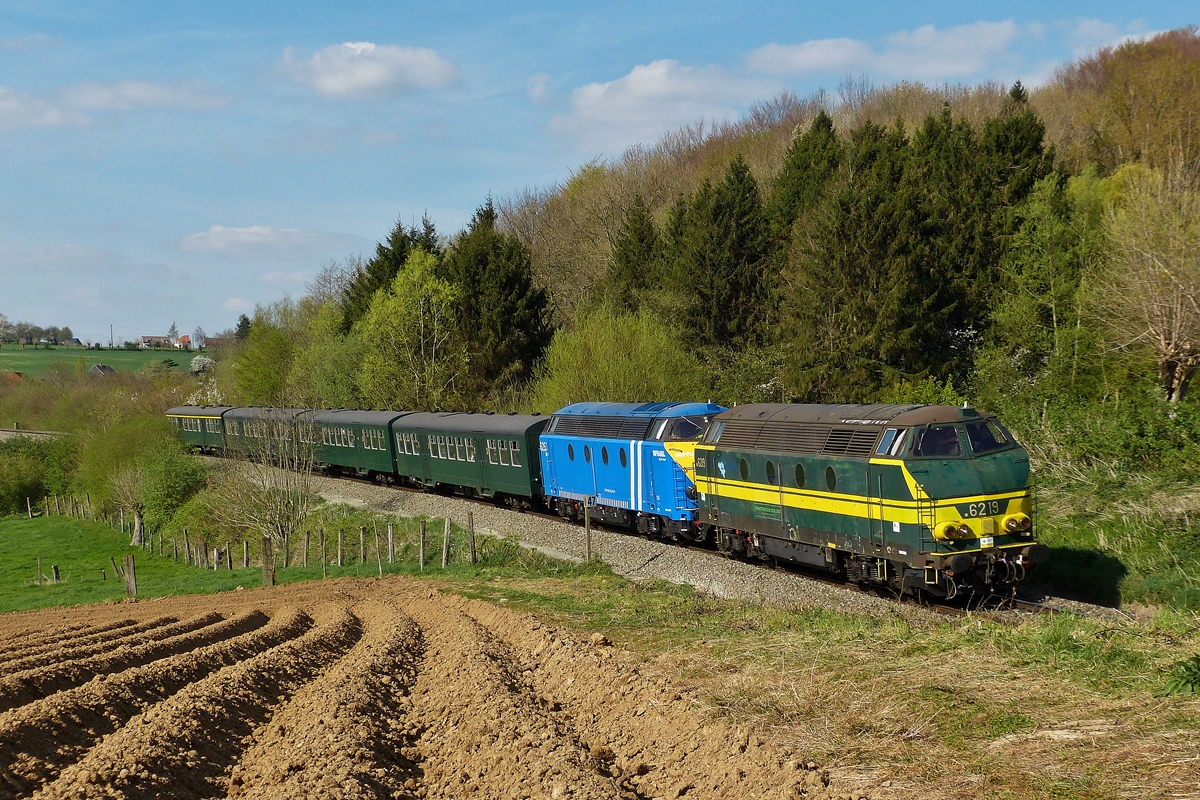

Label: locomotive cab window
[964,419,1010,455]
[703,422,726,444]
[913,424,962,458]
[876,428,898,455]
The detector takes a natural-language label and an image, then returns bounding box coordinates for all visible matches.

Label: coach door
[476,433,490,496]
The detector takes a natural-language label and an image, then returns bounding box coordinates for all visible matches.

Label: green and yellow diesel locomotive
[691,403,1047,597]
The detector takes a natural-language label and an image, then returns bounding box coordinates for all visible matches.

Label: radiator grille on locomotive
[719,421,880,457]
[550,415,655,439]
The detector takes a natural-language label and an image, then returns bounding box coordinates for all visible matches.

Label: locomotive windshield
[964,418,1012,455]
[654,415,713,441]
[913,424,963,458]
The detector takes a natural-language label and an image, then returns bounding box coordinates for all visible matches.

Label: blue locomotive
[539,402,724,538]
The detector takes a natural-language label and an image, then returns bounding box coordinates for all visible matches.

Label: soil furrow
[42,605,362,800]
[0,608,298,799]
[0,616,189,676]
[229,599,424,799]
[395,591,622,799]
[0,612,230,713]
[0,620,139,663]
[457,597,834,800]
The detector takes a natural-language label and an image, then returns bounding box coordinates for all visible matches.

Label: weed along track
[0,579,859,800]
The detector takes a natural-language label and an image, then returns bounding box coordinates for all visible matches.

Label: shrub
[1162,654,1200,696]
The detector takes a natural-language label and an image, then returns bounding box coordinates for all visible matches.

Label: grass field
[0,347,195,378]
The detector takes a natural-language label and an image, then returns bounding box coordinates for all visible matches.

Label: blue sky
[0,2,1193,344]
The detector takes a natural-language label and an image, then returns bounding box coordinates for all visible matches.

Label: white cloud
[747,20,1025,81]
[282,41,461,98]
[526,73,552,105]
[1064,18,1159,57]
[550,59,774,154]
[62,80,230,112]
[180,225,366,261]
[0,87,89,130]
[223,297,253,313]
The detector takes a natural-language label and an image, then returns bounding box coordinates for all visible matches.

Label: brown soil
[0,578,870,800]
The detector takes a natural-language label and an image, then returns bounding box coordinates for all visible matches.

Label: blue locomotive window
[826,466,837,492]
[601,446,609,465]
[584,445,592,464]
[765,460,777,485]
[620,447,627,468]
[964,419,1010,455]
[567,442,575,461]
[914,424,962,458]
[795,463,805,488]
[739,458,749,482]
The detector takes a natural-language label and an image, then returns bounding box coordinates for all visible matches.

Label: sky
[0,1,1194,345]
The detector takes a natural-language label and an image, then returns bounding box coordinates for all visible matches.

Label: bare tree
[110,465,146,546]
[1102,164,1200,401]
[212,408,316,560]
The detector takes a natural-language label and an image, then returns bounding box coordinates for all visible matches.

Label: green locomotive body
[694,403,1047,597]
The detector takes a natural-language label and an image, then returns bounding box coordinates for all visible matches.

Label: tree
[770,110,842,238]
[441,200,551,397]
[232,321,294,404]
[192,326,206,348]
[110,464,147,546]
[1100,165,1200,401]
[666,154,769,347]
[234,314,251,341]
[530,309,706,413]
[168,322,179,342]
[604,194,661,311]
[357,248,467,410]
[341,215,440,331]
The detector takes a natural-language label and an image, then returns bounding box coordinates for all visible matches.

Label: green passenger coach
[694,403,1047,598]
[165,406,233,452]
[389,412,550,505]
[310,410,411,478]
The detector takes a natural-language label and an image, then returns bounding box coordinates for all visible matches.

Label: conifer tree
[441,199,551,397]
[605,194,661,310]
[341,214,439,331]
[770,111,842,238]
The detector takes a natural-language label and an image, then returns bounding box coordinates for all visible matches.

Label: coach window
[567,443,575,461]
[466,439,477,462]
[795,463,805,488]
[601,446,609,466]
[825,466,837,492]
[456,437,466,461]
[739,458,749,482]
[765,460,777,486]
[499,440,510,466]
[510,441,521,467]
[620,447,627,468]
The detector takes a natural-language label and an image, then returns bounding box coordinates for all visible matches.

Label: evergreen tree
[669,155,769,347]
[168,322,179,342]
[234,314,251,341]
[341,214,440,331]
[769,111,842,238]
[440,199,552,397]
[605,194,662,310]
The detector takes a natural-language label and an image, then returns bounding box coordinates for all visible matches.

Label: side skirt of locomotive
[702,523,1047,599]
[549,498,697,541]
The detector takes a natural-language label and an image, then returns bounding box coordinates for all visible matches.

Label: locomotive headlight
[1005,517,1020,533]
[936,523,959,541]
[957,524,972,538]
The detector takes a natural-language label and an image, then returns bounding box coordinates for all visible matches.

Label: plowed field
[0,578,853,800]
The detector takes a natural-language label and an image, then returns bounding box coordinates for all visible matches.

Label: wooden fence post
[226,547,232,570]
[119,508,124,534]
[585,503,592,562]
[51,565,59,583]
[261,537,275,587]
[26,497,32,519]
[213,548,219,571]
[183,529,190,565]
[337,529,344,567]
[373,525,383,577]
[36,557,43,586]
[123,555,137,597]
[359,526,365,564]
[304,530,310,568]
[110,556,123,579]
[173,538,178,561]
[243,539,248,569]
[320,529,327,578]
[419,520,426,572]
[468,512,477,564]
[387,522,395,564]
[283,531,290,568]
[441,518,451,569]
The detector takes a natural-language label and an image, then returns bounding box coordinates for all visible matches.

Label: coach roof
[308,410,411,427]
[166,405,236,417]
[715,403,992,426]
[393,411,549,436]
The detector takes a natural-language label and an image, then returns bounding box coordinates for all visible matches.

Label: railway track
[320,466,1063,621]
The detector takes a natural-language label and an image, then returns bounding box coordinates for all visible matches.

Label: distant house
[64,337,83,347]
[202,336,235,349]
[140,336,171,349]
[174,335,192,349]
[87,364,116,378]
